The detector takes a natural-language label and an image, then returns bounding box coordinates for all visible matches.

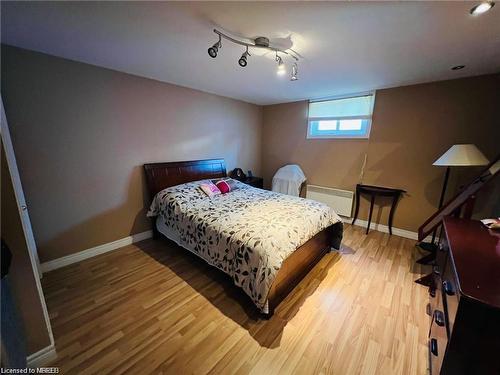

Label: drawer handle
[430,338,438,356]
[443,280,455,296]
[434,310,445,327]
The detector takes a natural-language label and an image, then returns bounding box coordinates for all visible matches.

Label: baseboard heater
[306,184,354,217]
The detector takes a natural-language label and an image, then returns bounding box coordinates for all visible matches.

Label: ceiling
[2,1,500,105]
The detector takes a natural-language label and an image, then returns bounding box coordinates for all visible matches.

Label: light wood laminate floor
[43,224,431,374]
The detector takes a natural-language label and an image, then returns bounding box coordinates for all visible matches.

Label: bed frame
[143,158,342,316]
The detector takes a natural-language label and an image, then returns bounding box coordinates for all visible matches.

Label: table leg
[366,194,375,234]
[388,193,399,236]
[352,188,360,226]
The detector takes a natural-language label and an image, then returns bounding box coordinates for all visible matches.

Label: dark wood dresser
[428,217,500,375]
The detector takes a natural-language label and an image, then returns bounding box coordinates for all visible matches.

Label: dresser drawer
[441,257,459,335]
[428,270,442,318]
[428,242,447,320]
[429,306,448,375]
[428,260,448,375]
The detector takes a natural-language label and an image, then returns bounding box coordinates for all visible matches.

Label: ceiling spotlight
[451,65,465,70]
[238,54,247,67]
[291,63,298,81]
[238,47,250,67]
[208,37,222,58]
[470,1,495,15]
[277,61,286,75]
[276,53,286,76]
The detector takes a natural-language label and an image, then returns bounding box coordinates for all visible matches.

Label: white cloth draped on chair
[272,164,306,196]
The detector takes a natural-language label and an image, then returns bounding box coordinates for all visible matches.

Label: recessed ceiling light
[470,1,495,15]
[451,65,466,71]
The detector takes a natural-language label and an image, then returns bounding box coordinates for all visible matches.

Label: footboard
[266,222,343,316]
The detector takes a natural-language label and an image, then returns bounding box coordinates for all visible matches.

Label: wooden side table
[352,184,406,235]
[240,177,263,189]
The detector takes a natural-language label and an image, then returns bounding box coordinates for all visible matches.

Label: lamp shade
[433,144,489,167]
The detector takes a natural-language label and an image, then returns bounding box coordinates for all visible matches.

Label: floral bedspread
[147,179,342,312]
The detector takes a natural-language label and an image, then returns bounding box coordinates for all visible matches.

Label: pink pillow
[200,182,221,197]
[216,180,231,194]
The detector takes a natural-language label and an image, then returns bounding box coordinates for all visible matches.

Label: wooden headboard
[143,158,227,198]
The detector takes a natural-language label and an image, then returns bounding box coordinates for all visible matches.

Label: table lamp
[417,144,489,257]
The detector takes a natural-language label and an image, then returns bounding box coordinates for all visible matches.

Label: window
[307,93,375,139]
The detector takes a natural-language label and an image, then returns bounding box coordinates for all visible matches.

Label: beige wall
[2,43,498,264]
[1,45,263,262]
[262,74,500,232]
[1,142,52,354]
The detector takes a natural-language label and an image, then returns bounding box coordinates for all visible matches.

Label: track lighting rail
[208,28,300,80]
[213,29,300,61]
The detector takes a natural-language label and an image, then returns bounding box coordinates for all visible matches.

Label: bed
[144,159,343,316]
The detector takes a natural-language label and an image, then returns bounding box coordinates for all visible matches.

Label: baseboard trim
[27,344,57,368]
[341,217,432,242]
[41,230,153,273]
[40,219,427,273]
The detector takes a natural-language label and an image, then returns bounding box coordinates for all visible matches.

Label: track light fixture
[275,53,286,76]
[207,36,221,58]
[207,28,300,81]
[291,63,298,81]
[238,47,250,67]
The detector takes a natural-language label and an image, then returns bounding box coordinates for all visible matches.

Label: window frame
[306,91,376,139]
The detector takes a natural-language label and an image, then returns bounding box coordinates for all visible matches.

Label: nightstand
[241,177,263,189]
